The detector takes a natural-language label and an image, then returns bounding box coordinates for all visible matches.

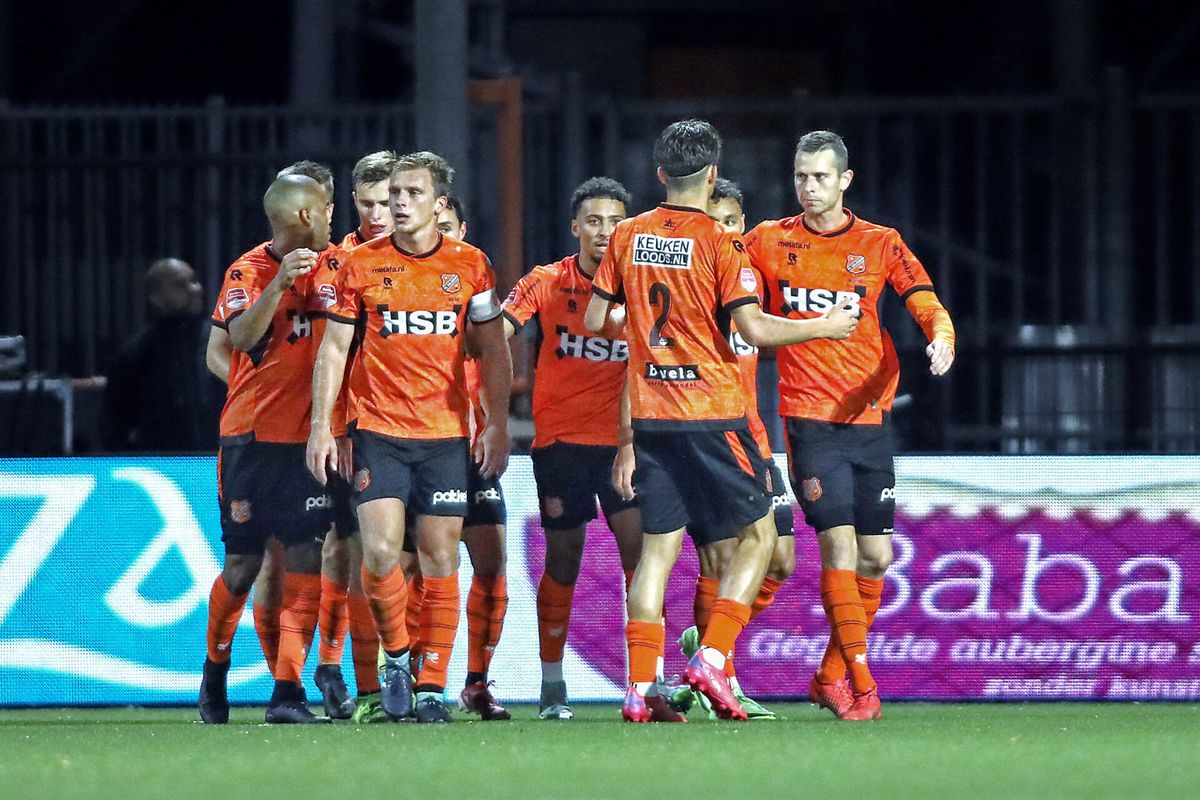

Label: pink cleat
[683,652,747,721]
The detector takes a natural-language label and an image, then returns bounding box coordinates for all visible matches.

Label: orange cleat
[683,653,747,721]
[808,674,854,718]
[841,688,882,721]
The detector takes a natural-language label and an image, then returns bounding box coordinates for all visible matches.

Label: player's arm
[611,377,635,500]
[732,300,858,347]
[306,319,353,485]
[205,326,232,383]
[584,294,615,334]
[905,292,956,375]
[472,316,512,479]
[226,248,316,351]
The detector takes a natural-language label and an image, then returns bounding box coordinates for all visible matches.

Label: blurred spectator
[104,258,224,451]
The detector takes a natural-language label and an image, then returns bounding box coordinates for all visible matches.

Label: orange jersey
[339,229,367,250]
[211,242,329,444]
[746,210,952,425]
[310,243,353,436]
[503,255,628,447]
[324,233,501,440]
[592,204,759,430]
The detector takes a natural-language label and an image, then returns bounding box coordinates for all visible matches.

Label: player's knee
[321,536,349,579]
[360,537,399,577]
[858,548,892,577]
[222,555,262,595]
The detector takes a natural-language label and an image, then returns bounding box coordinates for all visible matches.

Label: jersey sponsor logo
[555,327,629,362]
[441,273,462,293]
[318,283,337,308]
[728,330,757,357]
[567,299,578,313]
[474,487,502,504]
[304,494,332,511]
[225,287,249,310]
[643,362,701,382]
[777,281,863,315]
[287,311,313,343]
[846,254,867,274]
[801,477,823,502]
[377,305,459,337]
[370,265,407,274]
[229,499,252,524]
[880,486,897,501]
[354,469,371,492]
[740,267,758,292]
[431,489,467,506]
[632,234,693,269]
[775,240,810,250]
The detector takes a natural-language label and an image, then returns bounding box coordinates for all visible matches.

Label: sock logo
[426,651,440,663]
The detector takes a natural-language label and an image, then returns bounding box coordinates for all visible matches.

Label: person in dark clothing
[104,258,224,451]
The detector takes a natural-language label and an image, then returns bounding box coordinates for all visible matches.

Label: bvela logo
[632,234,693,269]
[555,327,628,362]
[846,253,867,274]
[378,306,458,337]
[777,281,862,316]
[318,283,337,308]
[441,273,462,293]
[304,494,332,511]
[644,362,701,382]
[431,489,467,505]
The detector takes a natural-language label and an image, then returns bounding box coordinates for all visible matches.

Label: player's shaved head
[263,174,326,227]
[796,130,849,173]
[654,119,722,182]
[278,160,335,200]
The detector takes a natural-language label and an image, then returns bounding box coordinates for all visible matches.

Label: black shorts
[530,441,638,531]
[784,415,895,535]
[328,473,357,539]
[687,461,793,546]
[350,429,469,518]
[217,441,330,555]
[465,468,506,528]
[632,427,771,536]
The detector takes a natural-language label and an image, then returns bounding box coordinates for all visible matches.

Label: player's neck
[577,252,599,277]
[392,223,440,255]
[663,186,711,213]
[803,204,850,233]
[269,228,311,257]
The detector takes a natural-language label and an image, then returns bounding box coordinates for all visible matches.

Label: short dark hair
[653,119,722,178]
[352,150,398,188]
[710,177,744,210]
[393,151,455,198]
[444,193,467,225]
[570,176,632,217]
[278,160,334,197]
[795,130,849,173]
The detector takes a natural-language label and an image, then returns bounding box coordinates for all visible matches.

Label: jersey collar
[659,202,707,214]
[801,209,857,238]
[391,232,444,259]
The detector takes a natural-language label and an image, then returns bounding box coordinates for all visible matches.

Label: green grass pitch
[1,703,1195,799]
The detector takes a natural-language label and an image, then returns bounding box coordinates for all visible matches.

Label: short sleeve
[714,232,760,313]
[467,254,502,324]
[211,258,271,328]
[885,230,936,301]
[324,249,364,325]
[310,246,345,316]
[592,229,625,303]
[502,267,550,329]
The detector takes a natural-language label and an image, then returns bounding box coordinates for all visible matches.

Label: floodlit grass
[0,703,1195,800]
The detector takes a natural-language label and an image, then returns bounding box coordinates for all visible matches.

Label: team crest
[543,496,564,519]
[440,273,462,293]
[354,469,371,492]
[229,500,252,524]
[801,477,823,502]
[845,254,866,275]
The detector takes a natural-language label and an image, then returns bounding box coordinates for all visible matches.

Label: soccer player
[307,151,512,724]
[585,119,858,722]
[746,130,955,721]
[501,177,642,721]
[199,173,335,725]
[674,178,795,721]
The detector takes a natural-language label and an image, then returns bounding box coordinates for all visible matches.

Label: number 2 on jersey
[648,282,674,348]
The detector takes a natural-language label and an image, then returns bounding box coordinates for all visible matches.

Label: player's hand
[927,337,955,376]
[273,248,317,290]
[821,302,859,340]
[475,423,510,479]
[335,435,353,481]
[306,428,338,485]
[612,443,636,500]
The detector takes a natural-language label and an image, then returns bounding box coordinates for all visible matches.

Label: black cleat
[414,693,453,724]
[380,653,415,721]
[265,680,331,724]
[199,658,230,724]
[314,664,355,719]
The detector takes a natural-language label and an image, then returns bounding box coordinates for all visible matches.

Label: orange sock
[275,572,321,684]
[467,574,507,676]
[819,569,874,693]
[626,619,664,684]
[318,575,349,664]
[360,563,410,654]
[406,573,424,662]
[693,575,719,635]
[416,574,460,691]
[537,574,575,664]
[751,576,784,620]
[857,574,885,628]
[207,575,249,664]
[252,600,280,674]
[346,590,380,694]
[700,598,752,659]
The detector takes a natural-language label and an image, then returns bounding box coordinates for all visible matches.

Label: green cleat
[678,626,701,661]
[730,677,777,720]
[351,692,390,724]
[663,681,696,715]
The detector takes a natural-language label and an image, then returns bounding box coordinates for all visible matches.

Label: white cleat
[538,703,575,721]
[538,680,574,720]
